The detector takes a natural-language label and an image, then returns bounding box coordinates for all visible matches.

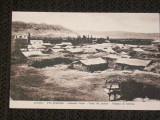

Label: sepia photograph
[10,12,160,110]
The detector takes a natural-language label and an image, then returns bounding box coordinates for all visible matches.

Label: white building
[56,42,72,46]
[14,33,29,39]
[30,40,43,46]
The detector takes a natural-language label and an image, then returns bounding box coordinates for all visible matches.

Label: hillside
[12,21,78,38]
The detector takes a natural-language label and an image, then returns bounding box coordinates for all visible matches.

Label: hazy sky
[12,12,159,33]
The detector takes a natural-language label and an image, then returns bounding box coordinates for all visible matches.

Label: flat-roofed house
[126,45,138,48]
[56,42,72,47]
[83,48,97,54]
[43,43,52,46]
[133,48,144,52]
[79,58,108,72]
[152,38,160,44]
[22,51,43,57]
[53,46,62,49]
[30,40,43,46]
[63,45,74,49]
[67,48,84,54]
[51,48,65,53]
[115,58,152,70]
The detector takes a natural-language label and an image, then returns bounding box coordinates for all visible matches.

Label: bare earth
[10,63,160,101]
[10,64,108,101]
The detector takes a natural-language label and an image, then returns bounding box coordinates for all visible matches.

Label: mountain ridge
[12,21,159,39]
[12,21,78,38]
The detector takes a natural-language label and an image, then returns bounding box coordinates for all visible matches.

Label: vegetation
[70,35,93,45]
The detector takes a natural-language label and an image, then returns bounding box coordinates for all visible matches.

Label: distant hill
[78,30,159,39]
[12,21,159,39]
[12,21,78,38]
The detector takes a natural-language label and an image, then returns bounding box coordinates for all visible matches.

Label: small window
[20,36,22,38]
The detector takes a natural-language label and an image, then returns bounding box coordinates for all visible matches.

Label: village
[10,32,160,101]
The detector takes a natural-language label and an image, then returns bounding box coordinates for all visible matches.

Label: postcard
[10,12,160,110]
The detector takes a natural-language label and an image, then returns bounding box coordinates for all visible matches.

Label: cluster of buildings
[12,32,160,73]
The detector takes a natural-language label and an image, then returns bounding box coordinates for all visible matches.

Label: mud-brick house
[56,42,72,47]
[79,58,108,72]
[115,58,152,71]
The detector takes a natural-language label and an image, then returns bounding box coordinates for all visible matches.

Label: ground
[10,64,108,101]
[10,63,160,101]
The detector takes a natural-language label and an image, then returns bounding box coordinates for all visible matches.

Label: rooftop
[53,46,62,49]
[67,48,84,53]
[126,44,138,48]
[80,58,107,66]
[51,49,64,52]
[83,48,97,53]
[28,45,46,49]
[64,45,74,49]
[43,43,52,46]
[121,51,128,55]
[121,54,131,58]
[103,54,121,59]
[133,48,145,52]
[115,58,151,67]
[22,51,43,57]
[30,40,43,42]
[56,42,72,46]
[14,33,28,35]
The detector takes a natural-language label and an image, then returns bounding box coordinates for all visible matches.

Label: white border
[10,100,160,110]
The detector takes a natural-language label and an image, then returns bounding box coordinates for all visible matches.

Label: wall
[115,63,144,71]
[87,63,108,72]
[15,39,28,51]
